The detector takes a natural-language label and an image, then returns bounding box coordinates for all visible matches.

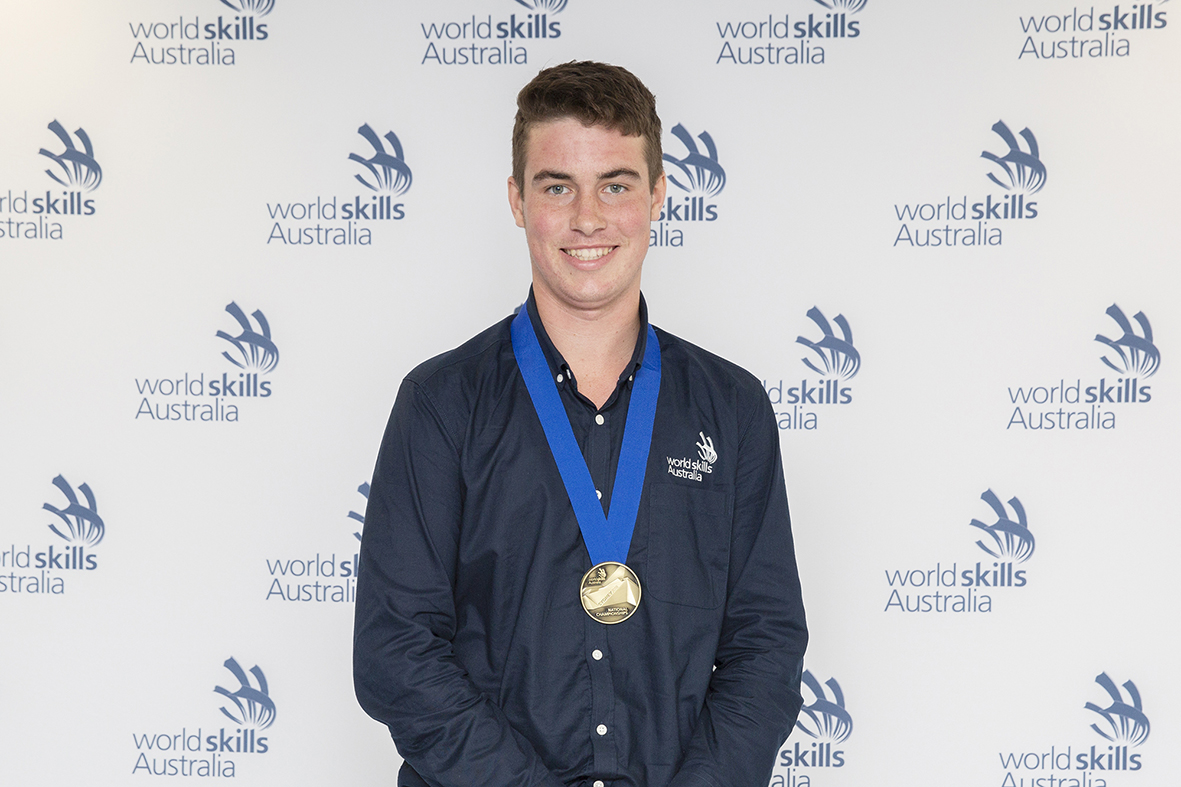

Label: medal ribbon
[511,307,661,566]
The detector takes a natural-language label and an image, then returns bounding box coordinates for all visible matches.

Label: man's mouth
[563,246,615,261]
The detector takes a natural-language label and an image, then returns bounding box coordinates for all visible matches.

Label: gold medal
[579,562,642,624]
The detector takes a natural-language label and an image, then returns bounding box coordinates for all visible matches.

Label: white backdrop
[1,1,1178,785]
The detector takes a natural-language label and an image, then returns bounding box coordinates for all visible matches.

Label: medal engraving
[580,562,642,624]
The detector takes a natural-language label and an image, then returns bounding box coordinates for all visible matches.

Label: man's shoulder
[655,325,767,401]
[403,313,516,400]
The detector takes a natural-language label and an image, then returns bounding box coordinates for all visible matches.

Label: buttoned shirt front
[354,293,807,787]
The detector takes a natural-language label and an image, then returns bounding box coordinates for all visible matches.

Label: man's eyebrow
[532,170,572,183]
[599,168,641,181]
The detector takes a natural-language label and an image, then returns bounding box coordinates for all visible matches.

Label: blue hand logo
[214,658,276,730]
[981,121,1046,194]
[795,671,853,744]
[1095,304,1159,378]
[968,490,1034,563]
[39,121,102,192]
[43,475,104,546]
[216,302,279,374]
[797,307,860,380]
[1086,673,1149,747]
[663,124,726,198]
[349,125,413,195]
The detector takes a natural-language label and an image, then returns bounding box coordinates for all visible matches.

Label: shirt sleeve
[353,378,565,787]
[669,389,809,787]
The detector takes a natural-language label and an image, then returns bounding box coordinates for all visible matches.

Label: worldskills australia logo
[39,475,102,579]
[893,120,1046,249]
[131,657,275,778]
[419,0,566,66]
[1,120,100,242]
[764,307,858,431]
[265,123,408,246]
[1,475,103,597]
[1018,4,1169,62]
[652,123,724,247]
[128,0,271,67]
[715,0,863,67]
[1006,304,1158,432]
[884,487,1032,614]
[996,672,1149,782]
[779,671,849,774]
[666,433,716,483]
[135,302,277,423]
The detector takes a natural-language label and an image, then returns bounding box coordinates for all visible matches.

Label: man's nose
[571,192,606,234]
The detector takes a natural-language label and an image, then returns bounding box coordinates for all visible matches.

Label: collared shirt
[354,292,807,787]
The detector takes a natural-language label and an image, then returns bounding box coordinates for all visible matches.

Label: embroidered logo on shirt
[696,432,717,464]
[667,432,715,482]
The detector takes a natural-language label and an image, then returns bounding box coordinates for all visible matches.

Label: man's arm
[669,389,808,787]
[353,378,564,787]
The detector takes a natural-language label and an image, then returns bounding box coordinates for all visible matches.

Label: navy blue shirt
[354,294,807,787]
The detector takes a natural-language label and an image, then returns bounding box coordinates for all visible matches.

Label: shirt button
[592,649,603,660]
[595,414,605,425]
[596,489,602,500]
[596,724,608,736]
[556,373,563,383]
[594,781,606,787]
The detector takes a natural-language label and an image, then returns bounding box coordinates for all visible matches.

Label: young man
[354,61,807,787]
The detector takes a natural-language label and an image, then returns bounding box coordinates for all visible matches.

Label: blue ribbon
[511,308,661,566]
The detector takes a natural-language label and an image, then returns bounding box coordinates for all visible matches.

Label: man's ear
[650,172,667,221]
[508,177,526,228]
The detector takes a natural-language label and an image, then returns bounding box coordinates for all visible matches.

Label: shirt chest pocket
[644,484,731,609]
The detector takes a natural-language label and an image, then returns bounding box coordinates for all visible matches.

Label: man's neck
[533,290,641,410]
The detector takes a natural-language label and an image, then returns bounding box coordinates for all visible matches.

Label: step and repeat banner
[1,1,1178,785]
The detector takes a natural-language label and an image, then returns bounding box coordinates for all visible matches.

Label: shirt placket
[562,387,621,782]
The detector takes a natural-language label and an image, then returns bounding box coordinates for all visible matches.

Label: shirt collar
[524,287,649,391]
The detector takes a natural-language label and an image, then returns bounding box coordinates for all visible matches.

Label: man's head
[507,63,667,318]
[512,61,663,193]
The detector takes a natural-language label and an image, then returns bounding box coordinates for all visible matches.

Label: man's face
[509,118,666,317]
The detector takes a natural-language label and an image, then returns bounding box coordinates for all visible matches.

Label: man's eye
[605,184,626,194]
[545,185,569,195]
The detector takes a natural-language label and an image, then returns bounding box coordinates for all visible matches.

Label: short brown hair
[512,61,663,191]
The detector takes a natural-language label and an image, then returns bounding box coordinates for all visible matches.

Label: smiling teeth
[565,247,613,261]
